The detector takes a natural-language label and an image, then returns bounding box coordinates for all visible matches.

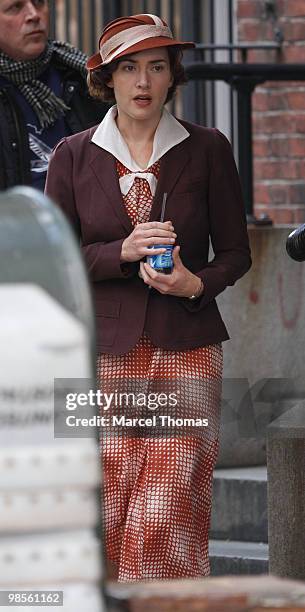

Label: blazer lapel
[89,138,190,229]
[89,143,133,234]
[150,140,191,221]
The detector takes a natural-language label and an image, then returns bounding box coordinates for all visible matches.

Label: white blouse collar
[91,104,190,172]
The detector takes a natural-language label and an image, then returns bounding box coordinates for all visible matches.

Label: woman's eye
[152,65,164,72]
[123,65,135,71]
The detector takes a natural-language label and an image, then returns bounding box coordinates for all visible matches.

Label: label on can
[146,245,173,272]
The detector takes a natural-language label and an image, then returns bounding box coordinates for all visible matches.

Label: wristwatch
[188,279,204,300]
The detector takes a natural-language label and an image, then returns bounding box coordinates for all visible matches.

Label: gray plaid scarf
[0,40,87,128]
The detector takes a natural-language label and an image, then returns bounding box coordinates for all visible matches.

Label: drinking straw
[160,193,168,222]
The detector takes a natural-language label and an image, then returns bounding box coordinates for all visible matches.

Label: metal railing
[49,2,291,223]
[184,53,305,224]
[49,0,178,56]
[49,0,236,129]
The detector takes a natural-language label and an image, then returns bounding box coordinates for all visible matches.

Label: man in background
[0,0,108,190]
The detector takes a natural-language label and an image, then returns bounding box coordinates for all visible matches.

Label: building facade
[51,0,305,224]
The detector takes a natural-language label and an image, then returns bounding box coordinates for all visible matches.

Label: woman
[45,13,251,582]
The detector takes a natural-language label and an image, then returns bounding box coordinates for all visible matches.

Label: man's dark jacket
[0,56,108,189]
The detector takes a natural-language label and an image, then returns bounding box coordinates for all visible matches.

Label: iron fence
[49,1,287,220]
[50,0,179,56]
[49,0,234,130]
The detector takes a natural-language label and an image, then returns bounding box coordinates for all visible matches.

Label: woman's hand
[121,221,176,263]
[139,246,204,298]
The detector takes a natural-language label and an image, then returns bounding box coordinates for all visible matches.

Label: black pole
[65,0,70,43]
[155,0,161,15]
[89,0,96,55]
[234,79,255,219]
[181,0,197,123]
[77,0,83,51]
[49,0,56,39]
[103,0,122,24]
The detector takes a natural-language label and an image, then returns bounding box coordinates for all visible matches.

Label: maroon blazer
[45,119,251,354]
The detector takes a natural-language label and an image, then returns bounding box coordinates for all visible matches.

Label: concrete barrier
[217,226,305,466]
[267,402,305,580]
[106,574,305,611]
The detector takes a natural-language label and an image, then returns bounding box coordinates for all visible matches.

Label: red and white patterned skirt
[97,159,223,582]
[97,336,223,582]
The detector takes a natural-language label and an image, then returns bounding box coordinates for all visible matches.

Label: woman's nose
[136,70,150,88]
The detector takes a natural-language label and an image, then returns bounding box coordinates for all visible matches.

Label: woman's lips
[133,97,152,107]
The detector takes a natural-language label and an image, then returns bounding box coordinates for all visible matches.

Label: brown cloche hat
[86,13,195,70]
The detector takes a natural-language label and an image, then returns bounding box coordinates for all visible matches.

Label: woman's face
[107,47,174,123]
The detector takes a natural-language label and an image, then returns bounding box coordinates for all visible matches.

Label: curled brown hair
[87,46,187,104]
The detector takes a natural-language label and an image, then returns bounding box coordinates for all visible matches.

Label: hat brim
[86,37,195,70]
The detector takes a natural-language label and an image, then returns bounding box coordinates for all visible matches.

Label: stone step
[210,466,268,543]
[209,539,269,576]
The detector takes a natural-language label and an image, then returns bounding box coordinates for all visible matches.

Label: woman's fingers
[145,236,175,246]
[141,229,176,239]
[171,245,182,267]
[140,261,160,284]
[136,223,175,237]
[136,227,176,240]
[141,262,172,293]
[144,246,167,255]
[140,246,198,298]
[139,261,151,284]
[140,221,174,230]
[122,221,177,263]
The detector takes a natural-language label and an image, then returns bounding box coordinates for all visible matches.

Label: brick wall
[237,0,305,224]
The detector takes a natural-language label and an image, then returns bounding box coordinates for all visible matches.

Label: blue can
[146,245,173,274]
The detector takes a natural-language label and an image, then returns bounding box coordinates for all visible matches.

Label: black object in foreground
[286,223,305,262]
